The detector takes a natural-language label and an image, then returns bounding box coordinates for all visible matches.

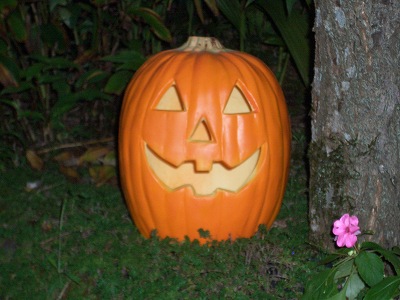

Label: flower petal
[349,225,360,234]
[349,215,359,226]
[345,234,357,248]
[333,220,344,228]
[333,227,345,235]
[336,234,346,247]
[341,214,350,227]
[332,213,360,248]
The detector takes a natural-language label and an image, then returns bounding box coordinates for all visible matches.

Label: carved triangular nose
[190,119,212,142]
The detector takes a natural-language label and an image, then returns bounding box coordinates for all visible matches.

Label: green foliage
[303,241,400,299]
[256,0,312,86]
[214,0,313,86]
[216,0,247,50]
[168,0,313,86]
[308,138,356,213]
[0,0,170,166]
[355,251,384,286]
[364,276,400,300]
[0,0,314,174]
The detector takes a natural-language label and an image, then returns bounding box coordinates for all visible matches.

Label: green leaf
[364,275,400,300]
[319,248,351,266]
[318,254,342,266]
[102,50,146,70]
[256,0,311,86]
[104,71,132,95]
[325,288,346,300]
[67,3,83,28]
[361,242,400,274]
[2,97,45,121]
[303,269,338,300]
[246,5,268,35]
[57,6,74,28]
[360,241,384,251]
[129,7,172,42]
[30,55,78,69]
[51,89,111,119]
[1,82,33,95]
[75,70,109,88]
[47,256,58,270]
[117,62,145,71]
[334,258,354,280]
[194,0,205,23]
[345,273,365,300]
[51,94,80,119]
[379,249,400,274]
[7,10,27,42]
[23,63,45,81]
[18,110,45,121]
[52,79,71,97]
[355,251,384,286]
[216,0,242,34]
[263,35,284,47]
[37,74,65,84]
[0,54,20,86]
[217,0,247,50]
[0,98,18,110]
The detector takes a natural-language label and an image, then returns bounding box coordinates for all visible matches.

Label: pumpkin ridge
[122,53,188,233]
[119,37,291,242]
[216,53,267,163]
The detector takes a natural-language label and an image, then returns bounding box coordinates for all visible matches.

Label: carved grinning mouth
[145,144,260,196]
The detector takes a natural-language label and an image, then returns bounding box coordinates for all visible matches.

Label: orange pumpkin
[119,37,291,242]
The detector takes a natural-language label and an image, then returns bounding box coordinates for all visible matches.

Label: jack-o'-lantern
[119,37,291,242]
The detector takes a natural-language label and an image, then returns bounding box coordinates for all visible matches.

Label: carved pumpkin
[119,37,291,242]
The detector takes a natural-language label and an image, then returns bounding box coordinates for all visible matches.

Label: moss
[308,137,354,211]
[307,136,358,249]
[308,134,379,248]
[309,133,380,210]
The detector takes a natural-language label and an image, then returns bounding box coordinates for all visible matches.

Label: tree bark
[309,0,400,249]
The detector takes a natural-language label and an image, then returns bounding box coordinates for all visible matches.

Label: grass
[0,119,321,299]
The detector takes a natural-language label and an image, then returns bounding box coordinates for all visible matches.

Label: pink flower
[332,214,361,248]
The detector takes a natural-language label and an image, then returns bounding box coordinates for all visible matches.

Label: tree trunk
[309,0,400,249]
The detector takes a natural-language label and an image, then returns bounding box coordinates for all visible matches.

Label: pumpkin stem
[177,36,226,53]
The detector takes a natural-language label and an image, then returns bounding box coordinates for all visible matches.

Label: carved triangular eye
[223,86,252,114]
[155,86,184,111]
